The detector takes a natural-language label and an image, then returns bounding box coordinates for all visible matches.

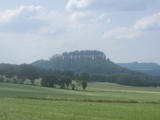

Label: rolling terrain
[0,82,160,120]
[118,62,160,76]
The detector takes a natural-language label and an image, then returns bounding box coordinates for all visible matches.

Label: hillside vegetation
[118,62,160,76]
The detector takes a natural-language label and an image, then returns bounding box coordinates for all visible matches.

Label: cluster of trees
[41,72,89,90]
[0,64,39,84]
[0,64,89,90]
[0,75,23,84]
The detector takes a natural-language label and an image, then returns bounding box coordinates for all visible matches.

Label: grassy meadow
[0,82,160,120]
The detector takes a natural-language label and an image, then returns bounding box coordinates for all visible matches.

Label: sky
[0,0,160,64]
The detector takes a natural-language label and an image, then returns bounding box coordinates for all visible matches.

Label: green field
[0,82,160,120]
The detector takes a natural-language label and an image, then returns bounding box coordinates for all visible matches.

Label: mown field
[0,82,160,120]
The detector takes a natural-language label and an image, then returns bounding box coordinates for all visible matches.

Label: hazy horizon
[0,0,160,64]
[0,49,159,65]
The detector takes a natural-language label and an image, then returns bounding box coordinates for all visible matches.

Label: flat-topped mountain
[32,50,135,75]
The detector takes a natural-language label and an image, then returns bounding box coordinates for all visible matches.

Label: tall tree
[59,77,66,89]
[41,75,57,88]
[64,76,72,88]
[79,72,89,90]
[81,80,87,90]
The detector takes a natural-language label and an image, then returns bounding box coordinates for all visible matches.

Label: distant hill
[0,51,160,86]
[32,50,138,75]
[118,62,160,76]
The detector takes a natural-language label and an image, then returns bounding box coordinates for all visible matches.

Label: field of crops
[0,82,160,120]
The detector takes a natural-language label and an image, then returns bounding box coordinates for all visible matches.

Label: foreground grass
[0,98,160,120]
[1,82,160,103]
[0,82,160,120]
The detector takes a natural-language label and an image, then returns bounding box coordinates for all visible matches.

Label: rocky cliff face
[50,50,106,61]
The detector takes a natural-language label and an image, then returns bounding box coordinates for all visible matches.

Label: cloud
[66,0,92,11]
[104,27,140,39]
[90,13,111,24]
[66,0,160,12]
[0,5,46,33]
[0,5,110,36]
[69,11,88,22]
[67,11,111,31]
[0,5,41,23]
[104,12,160,40]
[134,12,160,30]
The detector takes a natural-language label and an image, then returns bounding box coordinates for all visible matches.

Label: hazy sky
[0,0,160,64]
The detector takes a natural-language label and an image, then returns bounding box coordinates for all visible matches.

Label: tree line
[0,64,89,90]
[40,72,89,90]
[0,63,160,88]
[89,74,160,87]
